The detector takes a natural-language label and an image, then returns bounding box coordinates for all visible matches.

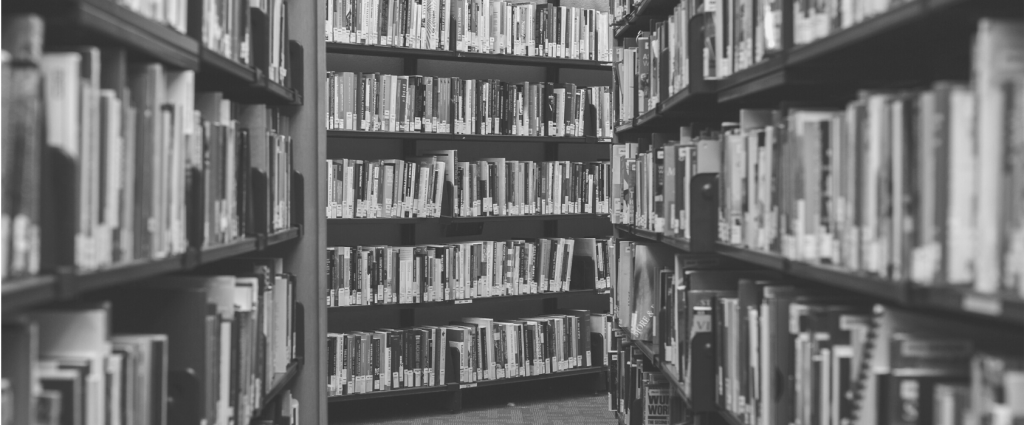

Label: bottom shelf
[327,365,607,402]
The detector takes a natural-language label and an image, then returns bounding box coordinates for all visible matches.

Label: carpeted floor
[330,376,618,425]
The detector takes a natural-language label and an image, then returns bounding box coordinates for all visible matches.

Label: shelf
[328,366,606,402]
[712,242,787,271]
[195,49,300,105]
[613,0,679,39]
[720,410,747,425]
[786,1,927,67]
[254,359,303,419]
[261,76,299,105]
[615,225,691,252]
[329,289,610,313]
[465,365,606,389]
[40,0,200,69]
[327,383,455,402]
[328,214,611,226]
[613,82,722,135]
[713,243,907,303]
[910,285,1024,325]
[615,121,635,134]
[1,275,60,314]
[326,43,613,70]
[199,47,256,83]
[2,228,302,315]
[267,227,303,246]
[327,130,607,144]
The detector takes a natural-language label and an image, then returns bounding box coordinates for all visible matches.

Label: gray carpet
[331,378,618,425]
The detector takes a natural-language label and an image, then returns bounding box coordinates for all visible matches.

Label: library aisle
[4,0,1022,422]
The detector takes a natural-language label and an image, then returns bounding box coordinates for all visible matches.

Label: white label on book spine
[962,294,1002,316]
[460,383,477,389]
[454,299,472,304]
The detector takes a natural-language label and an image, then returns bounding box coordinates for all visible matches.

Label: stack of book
[453,159,610,217]
[1,257,300,425]
[325,0,613,61]
[717,19,1024,294]
[326,237,614,307]
[609,130,721,238]
[327,311,613,396]
[326,72,613,137]
[1,14,295,278]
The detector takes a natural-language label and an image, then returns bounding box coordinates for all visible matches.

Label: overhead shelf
[326,42,613,70]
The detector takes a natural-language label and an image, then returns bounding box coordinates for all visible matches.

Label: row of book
[327,311,613,395]
[325,0,613,61]
[326,156,448,218]
[326,72,614,137]
[611,243,1023,425]
[609,130,721,238]
[1,257,299,425]
[326,154,612,219]
[716,19,1023,294]
[1,16,295,279]
[609,347,680,425]
[110,0,292,85]
[326,237,614,307]
[114,0,188,34]
[452,159,611,217]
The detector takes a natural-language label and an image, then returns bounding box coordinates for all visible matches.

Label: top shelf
[20,0,302,105]
[39,0,200,69]
[612,0,1020,120]
[326,43,613,70]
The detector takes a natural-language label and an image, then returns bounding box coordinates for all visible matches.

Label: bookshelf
[2,0,323,421]
[608,0,1023,422]
[323,0,617,416]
